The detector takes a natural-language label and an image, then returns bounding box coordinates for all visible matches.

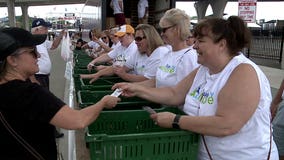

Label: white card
[111,88,122,97]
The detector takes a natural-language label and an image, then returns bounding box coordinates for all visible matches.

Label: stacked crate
[73,50,199,160]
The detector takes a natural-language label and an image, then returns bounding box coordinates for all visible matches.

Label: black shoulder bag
[0,111,45,160]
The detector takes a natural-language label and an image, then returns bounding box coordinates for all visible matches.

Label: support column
[21,3,30,30]
[194,0,210,21]
[211,0,228,18]
[6,0,16,27]
[194,0,228,21]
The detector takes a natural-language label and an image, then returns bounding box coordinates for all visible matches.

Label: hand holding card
[111,88,122,97]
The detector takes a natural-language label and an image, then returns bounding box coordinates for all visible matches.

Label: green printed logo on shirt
[136,64,145,72]
[158,64,176,74]
[190,85,214,104]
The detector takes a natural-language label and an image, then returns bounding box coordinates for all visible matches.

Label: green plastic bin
[87,107,182,134]
[79,76,124,91]
[77,90,159,108]
[73,68,97,75]
[85,107,199,160]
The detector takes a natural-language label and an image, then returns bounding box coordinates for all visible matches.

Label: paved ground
[49,46,284,160]
[49,46,90,160]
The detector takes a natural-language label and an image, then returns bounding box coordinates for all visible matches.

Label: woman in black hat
[0,27,120,160]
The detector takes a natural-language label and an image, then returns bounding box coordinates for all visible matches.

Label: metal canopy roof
[0,0,88,7]
[1,0,283,7]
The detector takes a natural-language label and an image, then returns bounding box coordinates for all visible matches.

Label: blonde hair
[159,8,191,41]
[135,24,164,53]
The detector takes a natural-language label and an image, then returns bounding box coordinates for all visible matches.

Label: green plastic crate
[86,131,199,160]
[73,68,97,74]
[79,76,124,85]
[79,76,124,91]
[77,90,159,108]
[81,84,113,91]
[73,77,115,92]
[74,59,93,69]
[85,107,199,160]
[87,107,183,134]
[80,78,114,86]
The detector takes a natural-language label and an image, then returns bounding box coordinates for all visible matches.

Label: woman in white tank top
[113,16,278,160]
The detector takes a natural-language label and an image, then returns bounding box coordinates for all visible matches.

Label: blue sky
[0,2,283,22]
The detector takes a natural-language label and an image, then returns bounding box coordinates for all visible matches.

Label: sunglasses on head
[135,36,146,42]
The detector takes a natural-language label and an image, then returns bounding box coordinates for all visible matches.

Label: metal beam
[0,0,86,7]
[1,0,284,7]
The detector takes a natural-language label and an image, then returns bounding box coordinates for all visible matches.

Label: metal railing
[243,27,284,63]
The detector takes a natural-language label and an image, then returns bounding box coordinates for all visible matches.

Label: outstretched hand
[112,82,137,97]
[80,74,100,84]
[101,95,121,109]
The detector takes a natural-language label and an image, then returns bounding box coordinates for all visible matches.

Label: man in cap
[30,18,65,138]
[81,24,138,83]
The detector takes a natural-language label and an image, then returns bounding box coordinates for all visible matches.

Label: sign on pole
[238,0,257,23]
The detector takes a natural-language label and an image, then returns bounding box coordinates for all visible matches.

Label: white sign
[238,0,257,23]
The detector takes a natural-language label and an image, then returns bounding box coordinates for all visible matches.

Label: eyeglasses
[160,25,175,33]
[135,36,146,42]
[101,36,108,39]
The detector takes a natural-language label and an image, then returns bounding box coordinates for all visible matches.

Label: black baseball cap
[0,27,47,61]
[32,18,52,28]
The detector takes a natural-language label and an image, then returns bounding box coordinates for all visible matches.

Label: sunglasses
[135,36,146,42]
[160,25,175,33]
[15,48,38,58]
[101,36,108,39]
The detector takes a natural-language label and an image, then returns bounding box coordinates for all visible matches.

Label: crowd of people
[0,6,283,160]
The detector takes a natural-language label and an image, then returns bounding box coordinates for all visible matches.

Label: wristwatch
[172,114,181,129]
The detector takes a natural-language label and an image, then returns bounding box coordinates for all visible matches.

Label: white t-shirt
[184,54,278,160]
[111,41,121,49]
[108,40,138,64]
[110,0,124,14]
[137,0,148,18]
[87,41,100,50]
[125,45,169,79]
[36,40,52,75]
[155,46,199,87]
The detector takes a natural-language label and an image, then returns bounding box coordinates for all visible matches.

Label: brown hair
[193,16,251,55]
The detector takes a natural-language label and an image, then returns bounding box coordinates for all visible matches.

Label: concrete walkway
[49,47,284,160]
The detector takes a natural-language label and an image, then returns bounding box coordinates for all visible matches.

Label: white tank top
[184,54,278,160]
